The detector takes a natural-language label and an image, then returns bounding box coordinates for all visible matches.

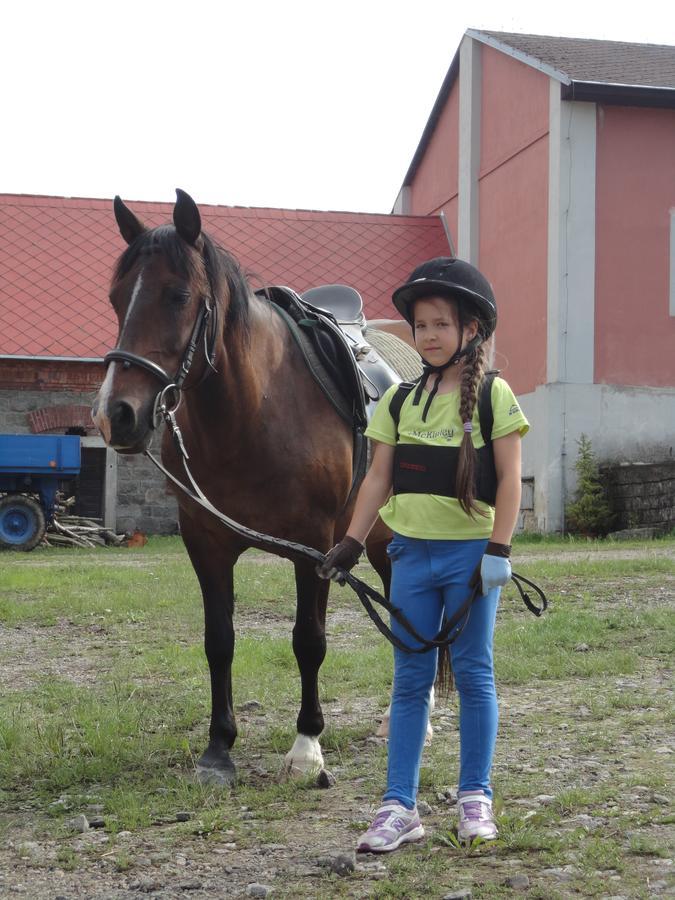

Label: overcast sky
[2,0,673,214]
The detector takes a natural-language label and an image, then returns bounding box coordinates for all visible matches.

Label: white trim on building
[458,36,481,264]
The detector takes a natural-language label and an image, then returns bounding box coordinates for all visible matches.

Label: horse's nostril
[110,400,138,442]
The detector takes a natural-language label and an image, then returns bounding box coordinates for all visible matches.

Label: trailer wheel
[0,495,47,551]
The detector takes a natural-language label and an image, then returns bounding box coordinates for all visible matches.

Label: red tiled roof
[0,194,448,358]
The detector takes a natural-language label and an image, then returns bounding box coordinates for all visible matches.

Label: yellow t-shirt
[365,376,529,539]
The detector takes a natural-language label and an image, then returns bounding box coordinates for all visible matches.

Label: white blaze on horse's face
[92,362,114,443]
[92,269,145,445]
[119,270,144,344]
[283,734,324,777]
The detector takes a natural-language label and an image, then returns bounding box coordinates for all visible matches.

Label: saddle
[257,285,404,427]
[300,285,404,419]
[302,284,367,348]
[258,284,410,502]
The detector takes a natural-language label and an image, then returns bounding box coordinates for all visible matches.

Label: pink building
[394,31,675,531]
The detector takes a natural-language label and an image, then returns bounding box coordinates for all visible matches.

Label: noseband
[103,294,219,428]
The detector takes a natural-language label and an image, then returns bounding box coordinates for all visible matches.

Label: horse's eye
[169,289,191,306]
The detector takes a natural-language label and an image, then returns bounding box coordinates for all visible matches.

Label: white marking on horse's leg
[284,734,324,777]
[376,685,436,743]
[426,684,435,744]
[376,703,391,737]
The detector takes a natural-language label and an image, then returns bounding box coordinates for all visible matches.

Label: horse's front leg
[284,559,329,778]
[182,521,240,785]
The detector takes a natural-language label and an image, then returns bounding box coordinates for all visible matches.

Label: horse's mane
[114,225,251,337]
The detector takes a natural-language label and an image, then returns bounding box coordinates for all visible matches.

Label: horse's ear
[173,188,202,246]
[113,196,146,245]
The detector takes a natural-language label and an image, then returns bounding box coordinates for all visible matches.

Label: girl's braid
[456,341,489,517]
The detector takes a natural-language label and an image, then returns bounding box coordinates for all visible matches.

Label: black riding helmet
[392,258,498,422]
[392,257,497,339]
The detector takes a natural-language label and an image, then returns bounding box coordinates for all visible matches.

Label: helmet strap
[412,335,482,422]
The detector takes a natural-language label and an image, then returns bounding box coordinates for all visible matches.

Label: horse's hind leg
[182,521,241,785]
[284,558,329,778]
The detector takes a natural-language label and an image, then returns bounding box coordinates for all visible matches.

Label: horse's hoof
[316,768,336,789]
[195,764,236,786]
[283,735,324,779]
[375,719,389,738]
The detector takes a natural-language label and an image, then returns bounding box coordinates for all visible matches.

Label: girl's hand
[316,536,364,584]
[479,541,512,591]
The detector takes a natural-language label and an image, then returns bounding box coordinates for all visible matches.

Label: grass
[0,535,673,897]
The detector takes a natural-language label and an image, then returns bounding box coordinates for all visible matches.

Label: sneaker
[356,801,424,853]
[457,792,498,841]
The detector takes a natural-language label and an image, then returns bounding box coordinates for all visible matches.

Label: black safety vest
[389,371,498,506]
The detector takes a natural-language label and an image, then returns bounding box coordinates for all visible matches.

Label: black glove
[316,536,364,584]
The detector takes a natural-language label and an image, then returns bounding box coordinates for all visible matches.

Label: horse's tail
[436,645,455,697]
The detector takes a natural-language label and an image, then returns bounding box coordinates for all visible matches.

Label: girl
[318,257,529,853]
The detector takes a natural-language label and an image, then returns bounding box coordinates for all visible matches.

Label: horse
[92,189,397,785]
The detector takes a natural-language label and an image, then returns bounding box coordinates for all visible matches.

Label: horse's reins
[103,293,547,655]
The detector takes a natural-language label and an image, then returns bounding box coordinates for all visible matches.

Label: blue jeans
[382,535,500,810]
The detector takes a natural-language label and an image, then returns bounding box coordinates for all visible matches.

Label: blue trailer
[0,434,81,551]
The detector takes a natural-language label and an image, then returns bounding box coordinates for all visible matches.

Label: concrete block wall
[604,461,675,532]
[116,451,178,536]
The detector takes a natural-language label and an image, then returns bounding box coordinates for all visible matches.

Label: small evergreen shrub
[566,434,615,536]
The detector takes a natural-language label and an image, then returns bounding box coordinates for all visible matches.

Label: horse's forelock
[114,226,202,281]
[112,226,251,338]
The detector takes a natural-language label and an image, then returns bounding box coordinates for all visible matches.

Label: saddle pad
[257,286,368,430]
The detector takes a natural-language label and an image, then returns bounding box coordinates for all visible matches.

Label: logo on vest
[409,428,454,441]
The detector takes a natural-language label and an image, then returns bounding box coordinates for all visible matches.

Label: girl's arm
[317,441,394,581]
[490,430,522,545]
[346,441,395,544]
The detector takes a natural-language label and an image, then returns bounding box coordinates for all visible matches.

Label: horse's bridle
[103,294,219,429]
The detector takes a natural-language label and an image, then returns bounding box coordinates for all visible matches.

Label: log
[44,498,126,549]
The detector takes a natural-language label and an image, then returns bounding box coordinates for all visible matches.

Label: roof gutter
[562,80,675,108]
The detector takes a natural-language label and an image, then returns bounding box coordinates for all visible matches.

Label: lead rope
[147,396,547,654]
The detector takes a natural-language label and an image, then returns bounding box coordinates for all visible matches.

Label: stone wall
[116,450,178,535]
[0,387,98,431]
[603,461,675,533]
